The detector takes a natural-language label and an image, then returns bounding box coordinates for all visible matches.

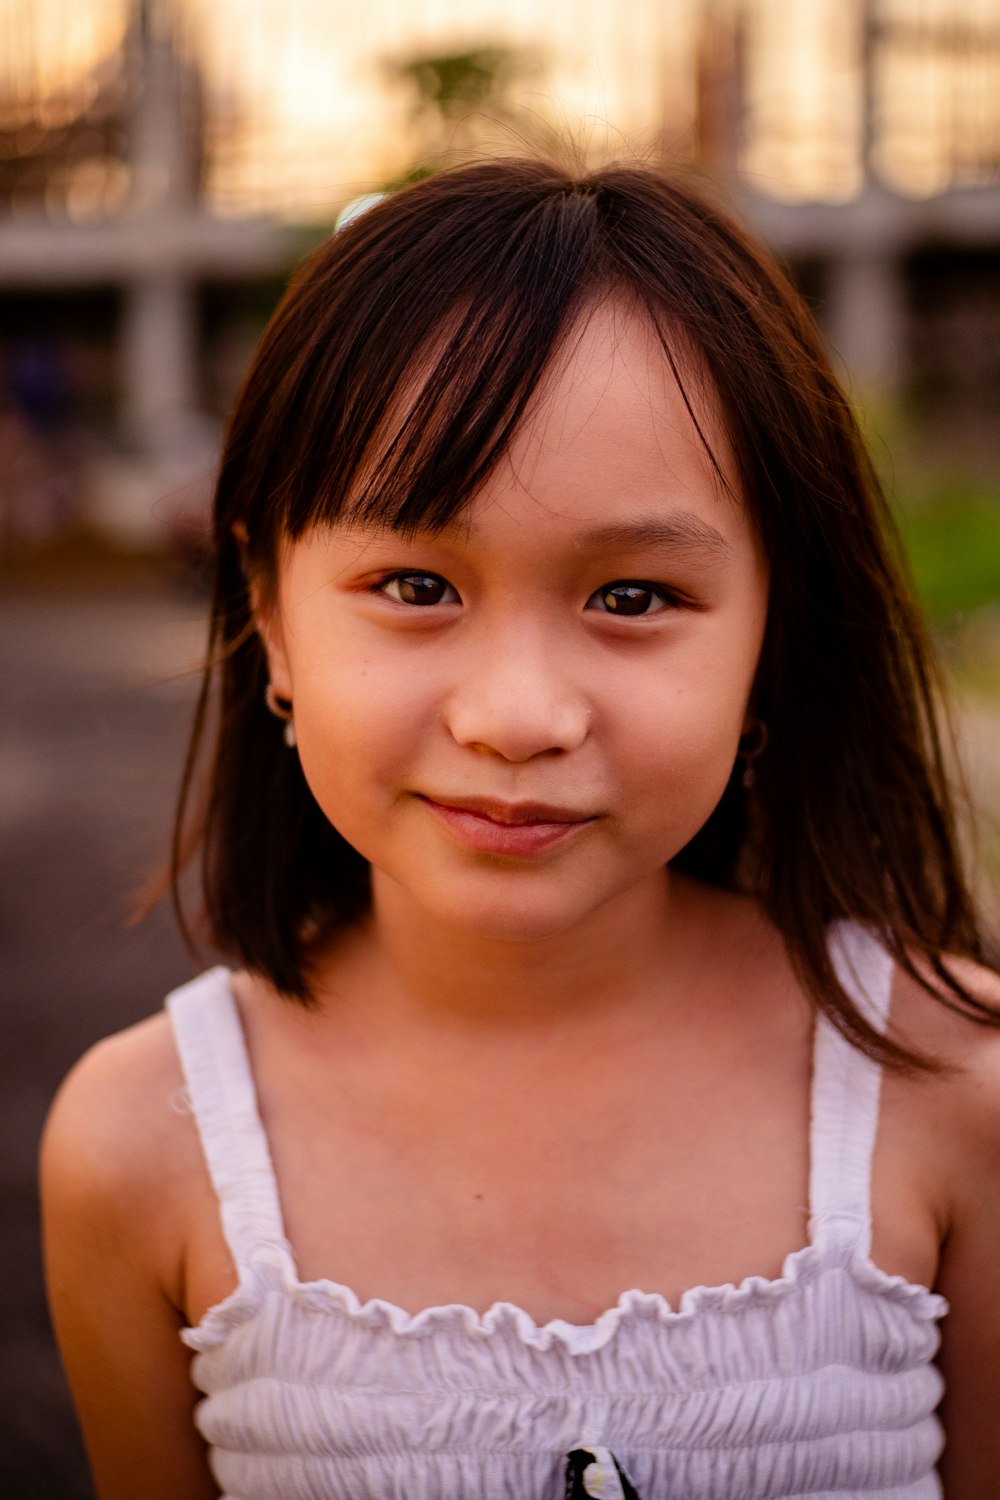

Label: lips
[422,795,592,826]
[418,795,596,856]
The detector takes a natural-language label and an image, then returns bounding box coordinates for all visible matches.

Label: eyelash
[587,582,680,616]
[373,572,681,616]
[375,572,460,607]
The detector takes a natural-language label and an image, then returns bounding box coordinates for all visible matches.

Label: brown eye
[382,573,457,606]
[587,582,668,616]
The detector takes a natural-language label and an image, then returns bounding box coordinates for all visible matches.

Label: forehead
[437,298,751,560]
[504,299,737,497]
[315,291,752,563]
[283,298,765,590]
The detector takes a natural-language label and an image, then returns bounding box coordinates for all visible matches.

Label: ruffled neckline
[173,932,949,1360]
[181,1234,948,1356]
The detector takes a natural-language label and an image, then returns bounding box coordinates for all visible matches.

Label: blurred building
[698,0,1000,468]
[0,0,298,549]
[1,0,999,551]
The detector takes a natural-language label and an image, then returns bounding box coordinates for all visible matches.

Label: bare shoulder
[890,952,1000,1124]
[41,1008,194,1285]
[884,953,1000,1189]
[41,1008,221,1498]
[888,955,1000,1497]
[43,1010,185,1179]
[884,951,1000,1273]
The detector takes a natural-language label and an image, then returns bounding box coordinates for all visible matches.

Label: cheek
[632,693,740,796]
[290,657,430,825]
[618,651,754,835]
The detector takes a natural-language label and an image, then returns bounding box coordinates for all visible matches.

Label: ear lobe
[231,524,293,698]
[739,718,768,759]
[244,573,292,702]
[253,599,292,701]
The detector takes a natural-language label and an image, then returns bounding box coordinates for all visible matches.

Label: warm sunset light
[0,0,128,113]
[177,0,696,215]
[3,0,998,218]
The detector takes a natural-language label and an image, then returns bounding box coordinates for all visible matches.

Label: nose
[444,623,591,762]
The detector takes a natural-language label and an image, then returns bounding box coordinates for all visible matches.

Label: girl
[41,159,1000,1500]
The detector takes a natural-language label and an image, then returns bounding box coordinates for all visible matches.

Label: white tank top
[167,921,948,1499]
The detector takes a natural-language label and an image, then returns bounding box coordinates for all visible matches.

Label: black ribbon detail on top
[564,1445,642,1499]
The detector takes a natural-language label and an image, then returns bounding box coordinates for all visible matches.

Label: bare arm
[936,1188,1000,1495]
[40,1026,219,1500]
[907,962,1000,1496]
[933,1042,1000,1498]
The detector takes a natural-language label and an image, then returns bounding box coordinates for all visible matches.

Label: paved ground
[1,581,997,1496]
[1,581,205,1497]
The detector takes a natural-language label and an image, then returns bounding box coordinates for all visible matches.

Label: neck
[312,869,713,1043]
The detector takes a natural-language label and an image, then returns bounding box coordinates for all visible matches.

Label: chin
[413,874,629,945]
[457,909,587,944]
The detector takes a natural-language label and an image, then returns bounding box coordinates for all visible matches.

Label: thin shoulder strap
[167,969,290,1268]
[808,922,894,1257]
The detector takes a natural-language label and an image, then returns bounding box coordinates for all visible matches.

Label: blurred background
[1,1,999,1492]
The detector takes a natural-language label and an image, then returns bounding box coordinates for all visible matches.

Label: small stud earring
[264,683,297,748]
[739,718,768,790]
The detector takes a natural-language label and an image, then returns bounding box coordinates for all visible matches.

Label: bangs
[275,170,605,540]
[226,161,765,567]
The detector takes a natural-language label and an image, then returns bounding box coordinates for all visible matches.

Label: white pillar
[120,0,201,451]
[825,250,905,396]
[120,273,199,450]
[127,0,199,212]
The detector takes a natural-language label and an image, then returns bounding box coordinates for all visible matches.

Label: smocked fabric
[167,922,948,1499]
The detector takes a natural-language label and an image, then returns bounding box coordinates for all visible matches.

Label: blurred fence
[3,0,999,216]
[0,0,998,549]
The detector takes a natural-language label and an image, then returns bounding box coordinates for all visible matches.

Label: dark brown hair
[173,157,996,1067]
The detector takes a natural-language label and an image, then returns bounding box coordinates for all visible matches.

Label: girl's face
[259,301,768,943]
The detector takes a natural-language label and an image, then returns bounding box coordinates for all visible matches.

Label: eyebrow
[574,512,735,558]
[336,509,735,558]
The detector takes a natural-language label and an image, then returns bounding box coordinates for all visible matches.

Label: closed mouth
[419,796,594,826]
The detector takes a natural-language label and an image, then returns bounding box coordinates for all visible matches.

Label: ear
[234,524,293,701]
[253,589,293,702]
